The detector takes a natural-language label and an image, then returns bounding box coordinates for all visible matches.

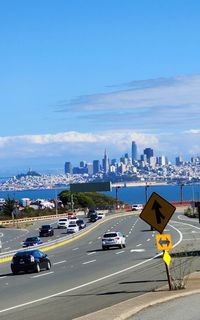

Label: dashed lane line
[115,251,125,255]
[82,260,96,265]
[31,272,54,279]
[53,260,67,265]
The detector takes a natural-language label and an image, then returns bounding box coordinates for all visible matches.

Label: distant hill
[16,169,41,179]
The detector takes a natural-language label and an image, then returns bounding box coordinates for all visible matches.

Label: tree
[2,198,16,218]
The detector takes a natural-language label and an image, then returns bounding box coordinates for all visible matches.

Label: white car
[67,223,79,233]
[132,204,143,211]
[97,212,105,219]
[57,218,69,229]
[68,217,79,224]
[102,231,126,250]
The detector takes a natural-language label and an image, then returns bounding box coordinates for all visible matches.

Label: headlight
[30,255,35,262]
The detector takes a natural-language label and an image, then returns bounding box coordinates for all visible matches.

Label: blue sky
[0,0,200,175]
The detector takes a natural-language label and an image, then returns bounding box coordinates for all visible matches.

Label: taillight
[115,237,120,240]
[30,255,35,262]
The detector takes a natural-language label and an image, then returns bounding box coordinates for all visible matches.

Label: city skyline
[0,1,200,175]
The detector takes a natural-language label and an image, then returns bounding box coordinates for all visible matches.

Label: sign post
[140,192,176,290]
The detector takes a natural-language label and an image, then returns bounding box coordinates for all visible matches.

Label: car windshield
[69,224,77,227]
[59,219,67,222]
[103,233,118,238]
[41,225,50,229]
[25,237,38,242]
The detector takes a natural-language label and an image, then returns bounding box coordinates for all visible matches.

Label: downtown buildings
[64,141,200,185]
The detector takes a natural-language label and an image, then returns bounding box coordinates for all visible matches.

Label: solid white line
[31,272,54,279]
[87,252,96,255]
[115,251,124,255]
[82,260,96,265]
[72,247,79,251]
[53,260,66,265]
[0,223,183,315]
[0,276,7,279]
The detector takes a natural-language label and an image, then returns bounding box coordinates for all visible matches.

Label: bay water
[0,184,199,204]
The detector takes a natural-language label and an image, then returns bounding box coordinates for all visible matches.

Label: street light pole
[145,183,149,204]
[116,187,120,210]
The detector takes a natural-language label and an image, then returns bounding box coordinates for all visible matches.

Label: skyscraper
[131,141,137,164]
[64,162,72,174]
[144,148,154,162]
[102,149,109,174]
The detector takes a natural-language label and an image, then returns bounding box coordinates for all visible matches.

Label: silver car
[102,231,126,250]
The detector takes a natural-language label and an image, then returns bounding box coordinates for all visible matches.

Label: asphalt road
[0,210,199,319]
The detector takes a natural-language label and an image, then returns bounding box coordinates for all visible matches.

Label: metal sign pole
[163,250,172,291]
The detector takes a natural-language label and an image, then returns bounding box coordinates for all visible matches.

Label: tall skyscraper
[131,141,137,164]
[64,162,72,174]
[144,148,154,162]
[93,160,100,174]
[102,149,109,174]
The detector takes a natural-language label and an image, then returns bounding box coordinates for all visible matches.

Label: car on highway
[11,249,51,274]
[22,236,43,247]
[97,212,105,219]
[102,231,126,250]
[66,223,79,233]
[87,209,97,218]
[132,204,143,211]
[89,212,98,222]
[68,217,79,224]
[57,218,69,229]
[39,224,54,237]
[76,219,86,229]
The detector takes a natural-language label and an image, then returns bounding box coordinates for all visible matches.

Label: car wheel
[102,246,106,250]
[12,270,18,275]
[35,263,41,273]
[123,244,126,248]
[46,261,51,270]
[119,243,123,249]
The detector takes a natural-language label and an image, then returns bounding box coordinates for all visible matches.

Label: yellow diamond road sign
[156,234,172,251]
[163,250,171,267]
[140,192,176,233]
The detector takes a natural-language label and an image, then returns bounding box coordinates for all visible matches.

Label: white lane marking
[147,238,151,242]
[136,244,142,247]
[72,247,79,251]
[183,238,200,241]
[88,241,93,244]
[31,272,54,279]
[0,276,7,279]
[130,249,145,252]
[97,237,101,239]
[115,251,124,255]
[82,260,96,265]
[3,247,10,251]
[87,252,96,255]
[0,223,183,315]
[53,260,66,265]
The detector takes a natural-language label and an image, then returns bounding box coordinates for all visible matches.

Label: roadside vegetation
[0,191,123,223]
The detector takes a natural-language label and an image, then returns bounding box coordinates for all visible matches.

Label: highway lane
[0,211,197,319]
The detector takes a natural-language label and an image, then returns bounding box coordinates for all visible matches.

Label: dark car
[87,209,97,218]
[76,219,86,229]
[89,213,98,222]
[11,249,51,274]
[39,224,54,237]
[22,236,43,247]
